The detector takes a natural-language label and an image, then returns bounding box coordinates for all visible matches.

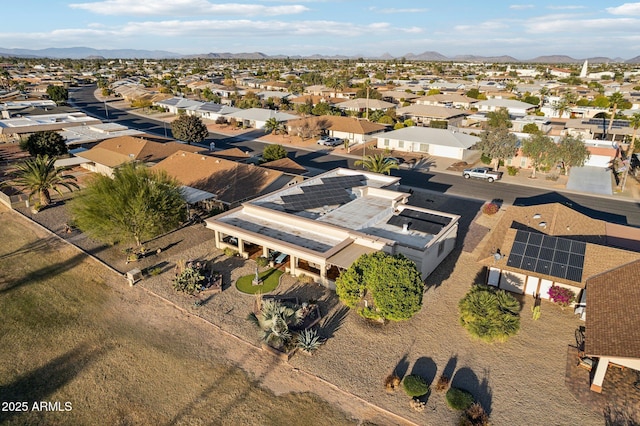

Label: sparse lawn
[236,268,283,294]
[0,208,355,426]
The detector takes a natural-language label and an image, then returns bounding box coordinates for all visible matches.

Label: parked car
[462,167,503,182]
[317,136,343,147]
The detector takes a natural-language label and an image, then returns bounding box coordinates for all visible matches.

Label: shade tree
[69,163,186,248]
[335,252,424,322]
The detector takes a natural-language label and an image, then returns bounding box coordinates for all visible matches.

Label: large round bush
[446,387,474,410]
[402,374,429,398]
[458,285,520,343]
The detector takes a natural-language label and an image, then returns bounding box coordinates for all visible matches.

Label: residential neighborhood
[2,34,640,426]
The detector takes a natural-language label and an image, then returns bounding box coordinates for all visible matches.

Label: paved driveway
[566,166,613,195]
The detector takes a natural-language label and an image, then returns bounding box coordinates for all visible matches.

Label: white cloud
[116,19,404,38]
[606,3,640,15]
[509,4,534,10]
[69,0,309,16]
[369,7,428,14]
[546,5,585,10]
[524,16,640,33]
[453,20,510,32]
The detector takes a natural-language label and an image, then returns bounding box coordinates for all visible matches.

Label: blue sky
[3,1,640,58]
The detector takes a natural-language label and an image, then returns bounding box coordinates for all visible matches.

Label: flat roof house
[205,168,460,288]
[376,126,480,161]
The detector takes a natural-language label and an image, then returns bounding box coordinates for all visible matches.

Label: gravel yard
[16,197,608,425]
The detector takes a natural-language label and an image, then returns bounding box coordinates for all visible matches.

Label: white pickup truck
[462,167,503,183]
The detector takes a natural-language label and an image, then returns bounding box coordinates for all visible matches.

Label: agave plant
[248,299,303,349]
[296,328,323,354]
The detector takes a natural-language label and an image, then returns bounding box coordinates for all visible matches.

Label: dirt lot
[0,207,391,426]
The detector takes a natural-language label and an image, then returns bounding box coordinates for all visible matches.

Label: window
[419,143,429,152]
[520,157,527,167]
[438,240,445,256]
[506,158,512,166]
[398,140,405,148]
[383,138,389,147]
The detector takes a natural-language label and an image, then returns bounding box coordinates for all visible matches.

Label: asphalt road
[69,85,640,227]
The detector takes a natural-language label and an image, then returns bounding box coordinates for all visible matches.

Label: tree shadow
[405,190,484,291]
[603,404,639,426]
[513,191,631,226]
[0,343,106,423]
[451,367,493,415]
[318,305,350,340]
[393,352,410,380]
[0,251,86,295]
[410,356,438,386]
[0,235,59,260]
[441,354,458,382]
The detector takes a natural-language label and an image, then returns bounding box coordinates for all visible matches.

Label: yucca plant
[296,328,323,354]
[248,299,303,350]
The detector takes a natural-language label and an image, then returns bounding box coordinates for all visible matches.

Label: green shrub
[506,166,519,176]
[224,247,237,257]
[173,266,204,295]
[403,374,430,398]
[480,153,492,165]
[458,285,521,343]
[147,266,162,276]
[446,387,474,410]
[358,306,383,322]
[256,256,269,267]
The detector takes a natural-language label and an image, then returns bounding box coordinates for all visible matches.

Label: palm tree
[355,154,399,175]
[621,112,640,191]
[8,155,79,207]
[607,92,627,136]
[458,285,520,343]
[552,99,570,118]
[264,117,282,135]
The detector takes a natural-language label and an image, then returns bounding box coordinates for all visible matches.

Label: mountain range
[0,47,637,63]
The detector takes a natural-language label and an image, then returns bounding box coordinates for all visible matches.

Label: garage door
[524,276,539,296]
[539,279,554,299]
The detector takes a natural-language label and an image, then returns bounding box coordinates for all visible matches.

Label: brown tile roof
[152,150,290,205]
[478,204,640,288]
[286,115,387,135]
[77,147,131,168]
[260,157,308,175]
[585,259,640,359]
[210,147,250,161]
[86,136,205,165]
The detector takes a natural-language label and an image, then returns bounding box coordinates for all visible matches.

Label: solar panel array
[506,229,586,283]
[280,175,365,212]
[198,103,224,112]
[583,118,630,128]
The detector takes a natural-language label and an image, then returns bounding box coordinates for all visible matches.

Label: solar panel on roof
[511,241,526,256]
[507,254,522,268]
[514,231,529,243]
[386,215,444,235]
[506,229,584,283]
[571,240,586,255]
[528,233,543,246]
[399,210,452,226]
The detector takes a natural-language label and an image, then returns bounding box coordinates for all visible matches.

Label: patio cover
[327,242,378,269]
[180,186,216,204]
